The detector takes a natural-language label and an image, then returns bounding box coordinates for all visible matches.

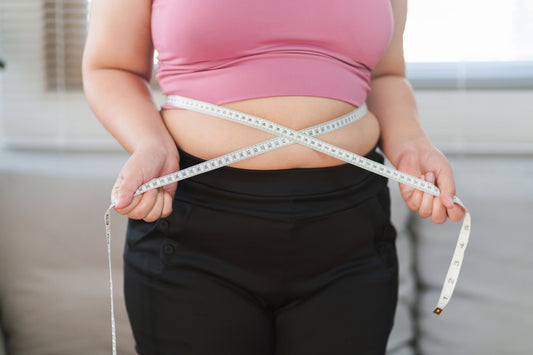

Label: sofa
[1,150,532,354]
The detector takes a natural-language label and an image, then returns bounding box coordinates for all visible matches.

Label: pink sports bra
[152,0,393,107]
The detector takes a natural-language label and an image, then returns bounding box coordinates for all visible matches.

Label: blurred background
[0,1,532,354]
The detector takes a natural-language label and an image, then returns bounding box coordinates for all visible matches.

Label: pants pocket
[125,199,194,247]
[124,199,194,277]
[367,188,398,270]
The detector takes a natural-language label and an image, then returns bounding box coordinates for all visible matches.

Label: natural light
[404,0,533,62]
[86,0,533,64]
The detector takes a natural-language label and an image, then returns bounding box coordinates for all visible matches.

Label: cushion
[415,156,533,354]
[0,322,6,355]
[0,172,135,354]
[0,156,416,354]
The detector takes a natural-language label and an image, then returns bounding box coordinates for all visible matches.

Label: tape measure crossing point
[104,95,471,354]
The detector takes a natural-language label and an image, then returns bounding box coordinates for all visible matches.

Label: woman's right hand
[111,142,180,222]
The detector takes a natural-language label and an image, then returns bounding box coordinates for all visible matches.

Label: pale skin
[82,0,465,224]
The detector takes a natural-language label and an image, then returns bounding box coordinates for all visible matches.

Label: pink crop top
[152,0,393,107]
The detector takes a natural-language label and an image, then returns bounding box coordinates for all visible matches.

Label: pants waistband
[178,148,385,198]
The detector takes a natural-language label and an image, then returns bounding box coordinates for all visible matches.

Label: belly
[162,96,380,169]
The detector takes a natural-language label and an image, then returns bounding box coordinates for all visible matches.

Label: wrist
[381,134,431,167]
[134,136,179,158]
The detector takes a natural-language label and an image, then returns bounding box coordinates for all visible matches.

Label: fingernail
[426,172,435,183]
[447,197,455,208]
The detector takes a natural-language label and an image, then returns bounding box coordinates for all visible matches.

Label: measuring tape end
[433,307,443,315]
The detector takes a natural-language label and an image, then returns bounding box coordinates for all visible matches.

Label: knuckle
[404,195,420,211]
[431,213,447,224]
[128,209,146,220]
[406,201,419,212]
[419,210,431,218]
[418,203,432,217]
[161,209,173,219]
[144,214,159,223]
[449,212,463,222]
[114,208,128,216]
[144,209,162,223]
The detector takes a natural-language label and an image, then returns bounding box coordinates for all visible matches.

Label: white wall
[1,88,533,159]
[416,90,533,154]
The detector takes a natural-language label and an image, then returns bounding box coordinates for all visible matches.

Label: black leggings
[124,149,398,355]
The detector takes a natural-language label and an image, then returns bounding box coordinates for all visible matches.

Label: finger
[431,194,448,224]
[115,195,142,216]
[111,181,121,203]
[112,176,142,215]
[161,191,174,218]
[113,173,142,210]
[400,182,423,212]
[435,166,456,210]
[143,189,165,222]
[127,188,159,220]
[396,152,423,212]
[163,181,178,197]
[434,166,465,222]
[161,154,179,197]
[419,172,435,218]
[159,155,179,218]
[447,201,466,222]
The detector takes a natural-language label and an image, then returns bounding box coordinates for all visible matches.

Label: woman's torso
[162,97,380,169]
[153,0,392,168]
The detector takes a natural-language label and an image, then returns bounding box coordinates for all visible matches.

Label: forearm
[363,0,464,222]
[83,68,176,155]
[366,75,431,167]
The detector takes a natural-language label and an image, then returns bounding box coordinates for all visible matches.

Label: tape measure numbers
[104,95,471,354]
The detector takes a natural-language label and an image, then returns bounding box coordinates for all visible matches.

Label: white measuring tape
[104,95,471,353]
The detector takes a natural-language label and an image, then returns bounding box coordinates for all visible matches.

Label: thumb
[112,174,142,210]
[435,168,456,209]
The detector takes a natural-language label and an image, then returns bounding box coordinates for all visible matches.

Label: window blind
[0,0,116,149]
[1,0,87,93]
[43,0,87,91]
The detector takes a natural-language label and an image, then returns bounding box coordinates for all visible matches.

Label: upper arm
[82,0,154,81]
[371,0,408,79]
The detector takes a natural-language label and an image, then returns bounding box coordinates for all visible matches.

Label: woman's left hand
[393,137,465,224]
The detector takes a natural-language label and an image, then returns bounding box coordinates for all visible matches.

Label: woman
[83,0,465,354]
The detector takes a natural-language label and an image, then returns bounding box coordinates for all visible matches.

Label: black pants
[124,149,398,355]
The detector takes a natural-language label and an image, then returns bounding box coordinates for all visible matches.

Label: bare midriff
[162,96,380,170]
